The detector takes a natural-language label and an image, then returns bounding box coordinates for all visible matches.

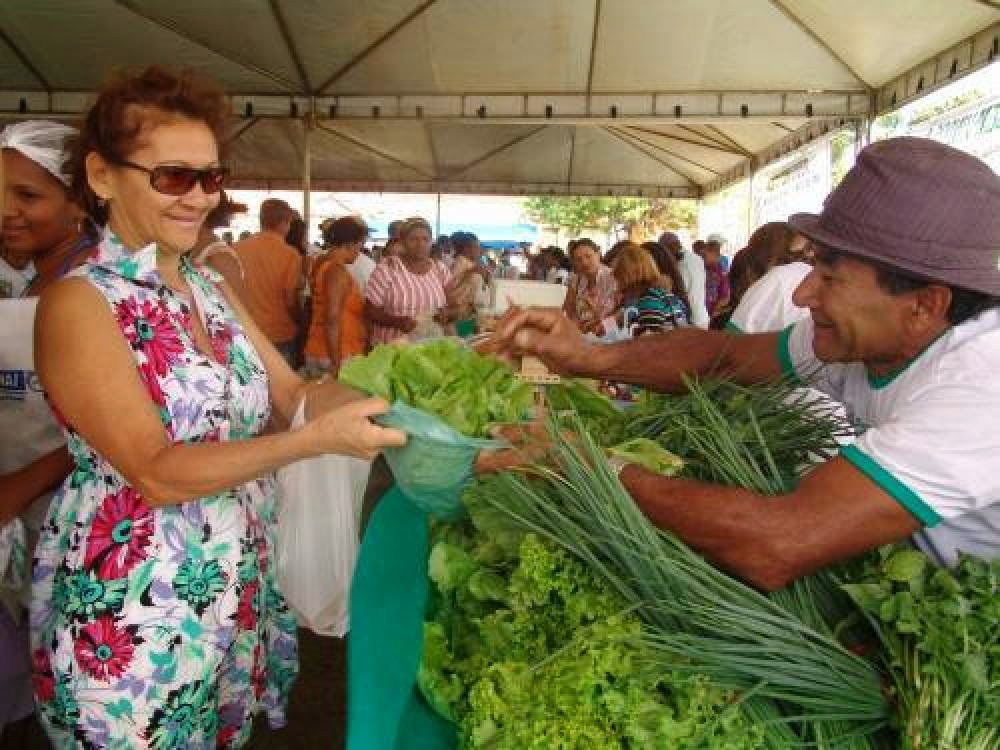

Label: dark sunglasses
[115,159,229,196]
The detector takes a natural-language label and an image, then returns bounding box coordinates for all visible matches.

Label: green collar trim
[840,445,941,527]
[776,325,802,385]
[724,320,743,335]
[865,329,948,390]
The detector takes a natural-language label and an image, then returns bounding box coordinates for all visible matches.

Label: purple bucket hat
[789,137,1000,295]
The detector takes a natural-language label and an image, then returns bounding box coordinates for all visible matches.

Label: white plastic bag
[275,400,372,636]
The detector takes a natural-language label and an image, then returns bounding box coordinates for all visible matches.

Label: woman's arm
[0,446,73,525]
[562,278,578,320]
[35,278,405,507]
[207,253,251,307]
[324,267,351,374]
[364,299,415,332]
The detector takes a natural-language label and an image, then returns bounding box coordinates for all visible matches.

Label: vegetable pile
[843,547,999,750]
[339,339,534,438]
[342,344,998,749]
[420,479,766,749]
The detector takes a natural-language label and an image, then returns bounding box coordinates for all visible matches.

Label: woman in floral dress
[30,67,405,749]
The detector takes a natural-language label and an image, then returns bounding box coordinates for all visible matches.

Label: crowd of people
[1,62,998,750]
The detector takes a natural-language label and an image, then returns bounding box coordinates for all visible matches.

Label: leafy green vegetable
[843,546,999,749]
[419,477,766,749]
[608,438,684,475]
[340,339,534,437]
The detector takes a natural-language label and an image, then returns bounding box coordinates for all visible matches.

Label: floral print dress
[30,233,298,749]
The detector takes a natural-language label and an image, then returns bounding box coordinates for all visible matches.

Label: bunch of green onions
[482,422,889,746]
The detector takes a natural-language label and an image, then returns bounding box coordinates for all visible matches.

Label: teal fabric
[347,486,457,750]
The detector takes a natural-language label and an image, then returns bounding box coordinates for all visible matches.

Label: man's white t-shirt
[728,262,812,334]
[780,310,1000,566]
[677,250,709,328]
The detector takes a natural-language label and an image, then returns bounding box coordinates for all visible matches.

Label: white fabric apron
[0,298,64,729]
[0,298,64,601]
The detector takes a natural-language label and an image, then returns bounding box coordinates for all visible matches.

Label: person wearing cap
[492,137,1000,588]
[303,217,370,376]
[660,232,710,328]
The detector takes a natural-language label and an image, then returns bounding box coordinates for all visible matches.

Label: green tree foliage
[521,196,697,239]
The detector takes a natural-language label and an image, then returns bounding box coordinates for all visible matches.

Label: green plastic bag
[347,486,457,750]
[376,402,502,520]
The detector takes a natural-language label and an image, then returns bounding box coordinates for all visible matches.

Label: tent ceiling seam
[111,0,298,92]
[316,122,434,179]
[567,128,578,187]
[0,24,51,91]
[674,125,741,152]
[424,121,441,178]
[447,126,548,178]
[767,0,873,90]
[316,0,439,94]
[705,125,754,157]
[268,0,311,93]
[224,117,261,146]
[627,125,744,155]
[617,126,721,175]
[585,0,602,102]
[602,126,698,187]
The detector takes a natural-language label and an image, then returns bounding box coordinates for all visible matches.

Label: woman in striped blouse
[364,217,458,345]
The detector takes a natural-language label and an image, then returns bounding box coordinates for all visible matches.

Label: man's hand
[486,307,598,376]
[399,317,417,333]
[474,422,554,474]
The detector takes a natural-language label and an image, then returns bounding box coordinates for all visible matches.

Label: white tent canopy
[1,0,997,197]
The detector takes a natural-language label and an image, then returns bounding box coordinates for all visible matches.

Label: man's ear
[911,284,952,328]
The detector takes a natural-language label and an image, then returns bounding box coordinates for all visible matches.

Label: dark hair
[399,216,432,240]
[604,240,631,266]
[261,198,294,230]
[388,219,404,239]
[203,191,236,231]
[569,238,600,260]
[451,231,479,252]
[642,241,692,316]
[324,216,368,247]
[70,66,230,225]
[727,222,802,311]
[285,217,307,255]
[814,245,1000,326]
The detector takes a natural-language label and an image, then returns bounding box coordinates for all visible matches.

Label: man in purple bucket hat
[487,137,999,588]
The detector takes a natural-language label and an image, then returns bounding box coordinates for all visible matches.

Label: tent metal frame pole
[315,122,435,179]
[302,119,312,235]
[268,0,312,93]
[448,126,548,179]
[601,126,699,188]
[767,0,873,89]
[585,0,603,114]
[435,193,441,238]
[627,126,744,155]
[617,127,721,175]
[0,26,51,92]
[316,0,439,94]
[111,0,298,92]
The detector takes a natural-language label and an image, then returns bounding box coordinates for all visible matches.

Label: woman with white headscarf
[0,120,94,732]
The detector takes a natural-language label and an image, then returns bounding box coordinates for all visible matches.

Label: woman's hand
[301,398,407,460]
